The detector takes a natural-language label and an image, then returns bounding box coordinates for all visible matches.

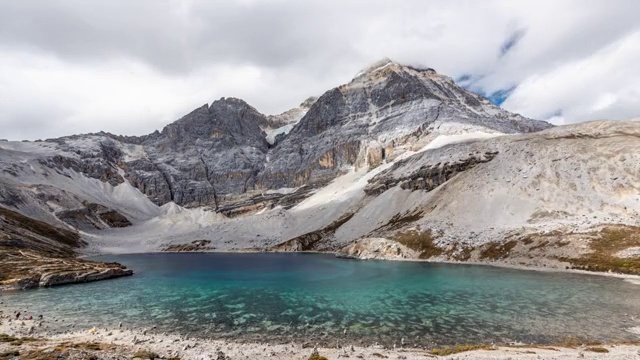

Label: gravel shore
[2,306,640,359]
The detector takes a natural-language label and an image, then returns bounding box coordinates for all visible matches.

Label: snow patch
[265,123,295,145]
[421,132,505,151]
[266,187,299,195]
[121,143,147,161]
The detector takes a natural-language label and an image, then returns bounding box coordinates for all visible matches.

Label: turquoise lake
[3,253,640,347]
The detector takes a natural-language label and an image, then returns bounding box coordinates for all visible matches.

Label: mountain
[4,59,638,276]
[0,59,550,221]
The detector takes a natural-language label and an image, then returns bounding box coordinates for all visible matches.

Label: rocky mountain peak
[210,97,257,112]
[155,97,268,149]
[352,58,436,82]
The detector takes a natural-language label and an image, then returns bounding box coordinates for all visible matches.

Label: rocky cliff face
[125,97,271,208]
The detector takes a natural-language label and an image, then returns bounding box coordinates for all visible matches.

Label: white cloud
[0,0,639,139]
[0,50,338,140]
[501,31,640,124]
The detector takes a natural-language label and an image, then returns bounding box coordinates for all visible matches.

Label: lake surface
[3,253,640,347]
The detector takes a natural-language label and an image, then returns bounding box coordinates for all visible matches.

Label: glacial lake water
[3,253,640,347]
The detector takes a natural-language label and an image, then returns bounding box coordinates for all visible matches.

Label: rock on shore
[338,238,418,260]
[0,205,133,291]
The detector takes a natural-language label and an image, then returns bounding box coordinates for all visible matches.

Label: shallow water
[3,253,640,346]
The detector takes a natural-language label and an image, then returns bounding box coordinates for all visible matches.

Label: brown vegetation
[0,206,133,290]
[393,229,442,259]
[133,350,160,359]
[561,226,640,275]
[0,334,39,346]
[164,240,213,252]
[479,240,517,260]
[430,344,493,356]
[375,210,424,232]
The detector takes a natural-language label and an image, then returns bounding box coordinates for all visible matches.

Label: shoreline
[86,248,640,282]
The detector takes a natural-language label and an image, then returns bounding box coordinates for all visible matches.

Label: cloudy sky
[1,0,639,140]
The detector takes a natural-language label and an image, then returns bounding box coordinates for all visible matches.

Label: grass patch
[430,344,493,356]
[0,350,20,358]
[0,334,38,346]
[561,226,640,275]
[394,229,441,259]
[71,342,102,351]
[479,240,517,260]
[323,213,355,232]
[555,336,582,348]
[443,243,473,261]
[0,206,81,249]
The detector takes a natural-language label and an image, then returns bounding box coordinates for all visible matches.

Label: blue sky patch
[500,29,527,57]
[487,87,516,105]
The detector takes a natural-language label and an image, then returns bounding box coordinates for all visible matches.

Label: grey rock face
[365,151,499,196]
[57,203,132,231]
[123,97,271,208]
